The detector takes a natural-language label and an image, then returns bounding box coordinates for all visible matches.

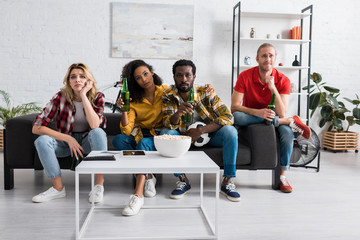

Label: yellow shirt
[120,85,167,143]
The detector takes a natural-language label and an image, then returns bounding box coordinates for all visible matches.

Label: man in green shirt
[162,59,240,202]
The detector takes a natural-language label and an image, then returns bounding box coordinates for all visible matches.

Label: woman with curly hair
[112,60,165,216]
[32,63,107,203]
[113,59,212,216]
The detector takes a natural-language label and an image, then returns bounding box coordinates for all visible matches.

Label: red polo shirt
[233,66,290,109]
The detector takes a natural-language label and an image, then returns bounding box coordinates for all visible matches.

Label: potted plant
[0,90,42,150]
[304,73,360,152]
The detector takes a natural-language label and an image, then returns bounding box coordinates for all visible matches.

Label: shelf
[240,11,311,19]
[237,65,309,70]
[238,38,310,45]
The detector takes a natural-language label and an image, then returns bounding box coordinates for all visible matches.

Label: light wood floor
[0,150,359,240]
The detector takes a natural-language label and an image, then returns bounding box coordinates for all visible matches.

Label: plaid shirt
[33,91,106,135]
[162,85,233,133]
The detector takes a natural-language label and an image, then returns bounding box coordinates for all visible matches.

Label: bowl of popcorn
[154,135,192,158]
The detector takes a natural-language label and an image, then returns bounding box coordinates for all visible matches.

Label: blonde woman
[32,63,107,203]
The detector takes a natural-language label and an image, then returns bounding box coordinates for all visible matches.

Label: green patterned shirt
[162,84,234,133]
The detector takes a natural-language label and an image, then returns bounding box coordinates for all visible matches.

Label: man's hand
[264,76,276,92]
[256,108,275,121]
[204,84,214,93]
[186,127,203,143]
[171,102,194,125]
[177,102,194,115]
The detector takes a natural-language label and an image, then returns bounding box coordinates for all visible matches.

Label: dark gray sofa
[4,113,281,190]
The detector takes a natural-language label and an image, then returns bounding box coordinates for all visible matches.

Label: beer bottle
[121,77,130,112]
[184,88,194,124]
[265,93,276,125]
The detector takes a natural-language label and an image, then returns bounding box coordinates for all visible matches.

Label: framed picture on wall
[111,2,194,59]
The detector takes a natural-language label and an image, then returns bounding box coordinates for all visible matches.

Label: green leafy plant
[304,72,360,131]
[0,90,42,128]
[343,95,360,131]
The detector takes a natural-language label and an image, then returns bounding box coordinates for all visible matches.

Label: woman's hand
[116,97,124,108]
[65,135,84,160]
[116,97,132,107]
[80,80,93,96]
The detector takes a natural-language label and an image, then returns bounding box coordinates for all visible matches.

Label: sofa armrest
[239,124,278,169]
[5,113,39,168]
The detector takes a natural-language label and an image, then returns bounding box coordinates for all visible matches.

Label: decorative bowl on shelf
[154,135,191,158]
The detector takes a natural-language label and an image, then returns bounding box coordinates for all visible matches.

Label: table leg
[75,173,79,240]
[91,173,94,206]
[200,173,203,206]
[215,171,219,238]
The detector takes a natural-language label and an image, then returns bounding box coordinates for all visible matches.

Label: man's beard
[177,83,193,93]
[259,63,273,72]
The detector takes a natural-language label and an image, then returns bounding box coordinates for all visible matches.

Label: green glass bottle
[265,93,276,125]
[184,88,194,124]
[121,77,130,112]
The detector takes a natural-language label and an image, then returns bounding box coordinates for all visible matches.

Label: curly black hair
[172,59,196,75]
[121,60,163,103]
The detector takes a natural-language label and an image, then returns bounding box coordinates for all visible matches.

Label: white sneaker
[88,184,104,203]
[122,194,144,216]
[32,186,66,203]
[144,174,157,198]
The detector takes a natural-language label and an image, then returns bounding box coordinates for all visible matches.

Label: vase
[244,56,251,65]
[250,28,255,38]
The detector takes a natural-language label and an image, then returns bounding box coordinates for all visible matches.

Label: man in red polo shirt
[231,43,310,193]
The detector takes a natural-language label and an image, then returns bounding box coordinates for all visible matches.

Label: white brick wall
[1,0,360,134]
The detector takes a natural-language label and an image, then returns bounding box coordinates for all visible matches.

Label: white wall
[1,0,360,134]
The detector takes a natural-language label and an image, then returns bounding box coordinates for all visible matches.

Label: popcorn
[155,134,191,140]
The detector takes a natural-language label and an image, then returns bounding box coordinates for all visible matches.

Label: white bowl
[154,135,192,158]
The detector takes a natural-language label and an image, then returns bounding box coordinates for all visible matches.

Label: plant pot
[323,131,359,153]
[0,129,3,150]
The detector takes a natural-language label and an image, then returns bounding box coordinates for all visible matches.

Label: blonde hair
[61,63,98,108]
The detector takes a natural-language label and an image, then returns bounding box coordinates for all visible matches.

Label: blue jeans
[161,126,238,178]
[233,112,293,171]
[112,134,156,151]
[34,128,107,178]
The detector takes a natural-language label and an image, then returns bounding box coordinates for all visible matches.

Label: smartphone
[123,150,145,156]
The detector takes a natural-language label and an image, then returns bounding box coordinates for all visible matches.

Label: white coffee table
[75,151,220,240]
